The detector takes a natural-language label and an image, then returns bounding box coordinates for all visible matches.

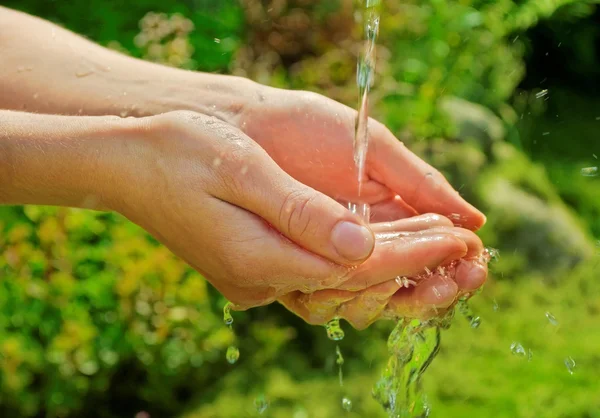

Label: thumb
[214,142,375,267]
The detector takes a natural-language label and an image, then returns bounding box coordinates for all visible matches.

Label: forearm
[0,7,258,121]
[0,110,137,210]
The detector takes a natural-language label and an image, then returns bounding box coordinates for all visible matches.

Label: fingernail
[456,262,487,291]
[422,282,457,306]
[331,221,374,263]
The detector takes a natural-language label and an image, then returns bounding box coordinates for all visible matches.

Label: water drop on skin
[325,318,345,341]
[342,397,352,412]
[226,346,239,364]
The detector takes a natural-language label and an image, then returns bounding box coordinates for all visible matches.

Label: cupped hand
[278,214,489,329]
[237,87,486,230]
[116,110,385,309]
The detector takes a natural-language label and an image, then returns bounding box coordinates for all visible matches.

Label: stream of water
[348,2,487,416]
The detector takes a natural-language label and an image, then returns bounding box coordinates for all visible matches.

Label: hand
[279,214,489,329]
[114,111,484,312]
[237,87,486,229]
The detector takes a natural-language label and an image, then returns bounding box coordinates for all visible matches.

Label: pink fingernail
[331,221,374,262]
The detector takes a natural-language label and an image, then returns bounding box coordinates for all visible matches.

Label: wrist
[128,70,262,124]
[0,111,144,212]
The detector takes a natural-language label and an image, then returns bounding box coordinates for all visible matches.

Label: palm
[240,88,486,229]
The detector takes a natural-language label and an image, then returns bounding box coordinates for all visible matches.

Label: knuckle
[278,189,320,240]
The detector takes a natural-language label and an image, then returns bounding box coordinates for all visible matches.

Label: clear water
[354,0,381,198]
[223,302,239,364]
[254,394,269,414]
[372,316,450,418]
[325,318,345,341]
[342,397,353,412]
[373,250,494,417]
[336,344,345,387]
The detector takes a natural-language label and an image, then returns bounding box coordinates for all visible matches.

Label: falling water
[223,302,240,364]
[353,0,381,199]
[373,250,495,417]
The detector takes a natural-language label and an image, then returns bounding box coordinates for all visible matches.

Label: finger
[278,289,356,325]
[409,226,484,258]
[370,213,454,235]
[338,232,468,291]
[209,125,375,266]
[455,259,488,292]
[338,280,401,330]
[197,197,348,309]
[369,120,486,230]
[385,274,459,319]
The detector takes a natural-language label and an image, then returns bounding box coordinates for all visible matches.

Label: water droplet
[336,345,344,366]
[510,342,526,357]
[493,299,499,311]
[542,132,550,136]
[564,357,576,375]
[336,344,344,387]
[240,165,249,175]
[593,154,598,159]
[223,302,233,327]
[581,167,598,177]
[214,38,221,43]
[545,311,558,326]
[254,395,268,414]
[535,89,549,99]
[213,157,222,167]
[527,349,533,362]
[482,247,500,263]
[432,286,442,299]
[342,397,352,412]
[470,316,481,329]
[325,318,345,341]
[75,70,94,78]
[226,346,239,364]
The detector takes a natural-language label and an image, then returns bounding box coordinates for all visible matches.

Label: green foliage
[0,207,234,417]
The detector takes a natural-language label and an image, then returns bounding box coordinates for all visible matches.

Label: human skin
[0,7,488,326]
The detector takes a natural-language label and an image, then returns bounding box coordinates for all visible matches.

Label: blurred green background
[1,0,599,417]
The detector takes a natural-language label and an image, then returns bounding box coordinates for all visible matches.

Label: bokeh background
[1,0,599,417]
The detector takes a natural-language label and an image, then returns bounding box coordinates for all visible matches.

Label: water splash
[581,167,598,177]
[325,318,345,341]
[372,315,452,417]
[457,297,481,329]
